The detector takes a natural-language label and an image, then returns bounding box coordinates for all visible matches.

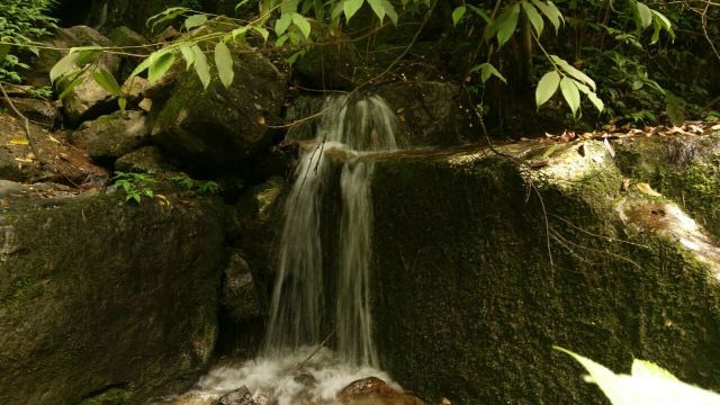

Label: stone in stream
[338,377,426,405]
[215,386,256,405]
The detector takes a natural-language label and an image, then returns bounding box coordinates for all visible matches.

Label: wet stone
[215,387,255,405]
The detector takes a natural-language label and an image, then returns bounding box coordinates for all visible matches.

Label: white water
[266,94,398,366]
[171,95,401,403]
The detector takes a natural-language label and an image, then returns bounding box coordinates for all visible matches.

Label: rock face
[216,386,255,405]
[115,145,175,174]
[368,136,720,404]
[0,191,228,405]
[149,44,286,174]
[376,81,475,147]
[28,26,121,127]
[70,110,150,165]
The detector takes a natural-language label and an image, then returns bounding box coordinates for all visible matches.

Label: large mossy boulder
[70,110,150,166]
[0,190,228,405]
[368,136,720,404]
[149,42,286,174]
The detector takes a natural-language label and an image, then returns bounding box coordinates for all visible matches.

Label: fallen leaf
[603,138,615,158]
[9,137,29,145]
[637,182,662,197]
[48,135,61,144]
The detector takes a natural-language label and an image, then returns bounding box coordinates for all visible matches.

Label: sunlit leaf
[148,52,176,84]
[452,6,466,27]
[184,14,208,31]
[496,3,521,48]
[49,52,79,83]
[179,43,195,69]
[560,77,581,116]
[91,69,122,96]
[192,45,211,89]
[343,0,365,22]
[531,0,561,33]
[636,1,653,29]
[536,70,561,108]
[368,0,387,21]
[521,1,544,36]
[214,41,234,89]
[292,13,312,38]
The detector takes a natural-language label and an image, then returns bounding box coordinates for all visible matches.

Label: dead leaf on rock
[637,182,662,197]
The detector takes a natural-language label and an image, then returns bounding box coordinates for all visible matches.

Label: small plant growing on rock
[113,171,156,203]
[170,173,220,194]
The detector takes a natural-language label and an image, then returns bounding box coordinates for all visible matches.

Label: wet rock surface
[216,387,256,405]
[0,191,229,405]
[70,110,150,165]
[369,129,720,404]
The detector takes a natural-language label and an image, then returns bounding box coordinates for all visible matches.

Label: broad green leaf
[575,82,604,113]
[50,52,80,83]
[179,43,195,69]
[254,26,270,42]
[148,52,176,84]
[0,44,11,61]
[130,54,153,78]
[276,35,289,47]
[476,63,506,84]
[275,13,293,36]
[379,0,398,24]
[75,50,101,67]
[343,0,365,22]
[58,75,84,100]
[228,26,249,42]
[521,1,544,37]
[192,45,211,89]
[651,10,675,41]
[452,6,466,27]
[468,5,491,23]
[118,97,127,112]
[92,69,122,96]
[292,13,312,38]
[287,50,305,66]
[636,2,653,29]
[214,41,234,89]
[281,0,300,13]
[496,3,521,48]
[560,77,581,116]
[530,0,561,33]
[535,70,560,108]
[550,55,595,91]
[368,0,386,21]
[651,20,661,45]
[184,14,208,31]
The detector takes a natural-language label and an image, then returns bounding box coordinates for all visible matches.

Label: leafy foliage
[113,172,157,203]
[556,347,720,404]
[170,174,221,194]
[0,0,56,82]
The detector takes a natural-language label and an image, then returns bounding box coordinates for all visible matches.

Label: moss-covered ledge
[369,139,720,404]
[0,191,229,405]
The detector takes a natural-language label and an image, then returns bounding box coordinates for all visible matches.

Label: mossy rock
[368,139,720,404]
[0,191,228,404]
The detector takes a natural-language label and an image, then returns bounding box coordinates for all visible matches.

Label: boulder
[294,35,358,90]
[338,377,426,405]
[0,111,108,185]
[70,110,150,166]
[221,251,262,323]
[375,81,475,147]
[0,190,228,404]
[108,27,149,83]
[28,26,122,126]
[0,97,60,128]
[115,146,175,174]
[368,135,720,403]
[215,387,255,405]
[149,40,286,173]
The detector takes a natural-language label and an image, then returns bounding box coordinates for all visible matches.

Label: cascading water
[171,95,402,404]
[266,94,398,367]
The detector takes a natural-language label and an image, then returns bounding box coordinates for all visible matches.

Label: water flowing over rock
[266,94,398,367]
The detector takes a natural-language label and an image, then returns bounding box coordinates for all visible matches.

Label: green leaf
[575,82,604,113]
[91,69,122,96]
[535,70,560,108]
[0,44,11,61]
[495,3,521,48]
[184,14,208,31]
[632,360,680,381]
[118,97,127,112]
[636,1,653,29]
[192,45,211,89]
[57,75,84,100]
[560,77,581,116]
[530,0,561,33]
[130,54,154,78]
[253,26,270,42]
[651,10,675,41]
[550,55,595,91]
[468,5,491,23]
[292,13,312,38]
[452,6,466,27]
[521,1,544,37]
[343,0,365,22]
[475,63,506,84]
[275,13,293,35]
[379,0,398,24]
[179,43,195,69]
[49,52,80,83]
[148,52,176,84]
[235,0,252,12]
[368,0,386,21]
[214,41,234,89]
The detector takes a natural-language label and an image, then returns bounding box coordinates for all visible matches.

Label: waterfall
[265,94,398,367]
